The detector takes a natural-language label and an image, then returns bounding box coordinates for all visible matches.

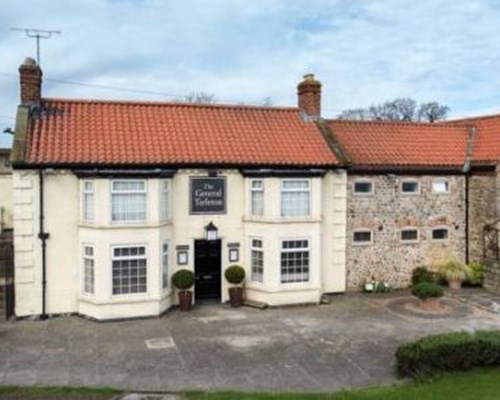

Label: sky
[2,0,500,148]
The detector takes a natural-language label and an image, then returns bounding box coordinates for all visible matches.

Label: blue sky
[1,0,500,148]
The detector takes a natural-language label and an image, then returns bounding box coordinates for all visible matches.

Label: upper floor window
[353,229,373,245]
[160,180,170,221]
[353,180,373,195]
[82,180,94,222]
[401,180,419,194]
[401,228,419,243]
[250,179,264,216]
[432,227,449,241]
[111,180,147,222]
[281,179,310,217]
[432,180,449,194]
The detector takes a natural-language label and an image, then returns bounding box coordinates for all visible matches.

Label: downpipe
[38,170,50,320]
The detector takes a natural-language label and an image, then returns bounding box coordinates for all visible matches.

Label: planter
[419,298,441,312]
[364,283,374,292]
[449,280,462,290]
[178,290,193,311]
[228,287,244,307]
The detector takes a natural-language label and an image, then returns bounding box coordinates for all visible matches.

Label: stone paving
[0,289,499,393]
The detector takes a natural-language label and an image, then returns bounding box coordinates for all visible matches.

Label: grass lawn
[183,368,500,400]
[0,385,121,399]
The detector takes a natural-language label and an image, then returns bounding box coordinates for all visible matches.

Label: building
[0,148,13,233]
[10,59,347,320]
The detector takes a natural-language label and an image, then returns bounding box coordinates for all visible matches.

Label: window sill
[243,216,321,224]
[78,221,173,229]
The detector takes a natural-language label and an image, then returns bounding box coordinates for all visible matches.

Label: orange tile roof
[447,114,500,164]
[25,99,338,167]
[327,120,469,168]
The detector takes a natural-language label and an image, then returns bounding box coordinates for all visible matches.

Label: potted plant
[224,265,246,307]
[411,282,443,311]
[411,266,435,286]
[172,269,195,311]
[439,260,472,290]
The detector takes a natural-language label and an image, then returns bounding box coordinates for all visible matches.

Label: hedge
[396,330,500,377]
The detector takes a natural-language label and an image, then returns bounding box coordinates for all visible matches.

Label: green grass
[0,385,122,399]
[183,368,500,400]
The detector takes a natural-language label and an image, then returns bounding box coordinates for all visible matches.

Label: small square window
[354,181,373,194]
[353,230,372,244]
[401,229,419,242]
[401,181,419,194]
[432,228,449,240]
[432,181,449,193]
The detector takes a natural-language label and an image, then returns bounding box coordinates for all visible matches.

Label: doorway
[194,239,222,301]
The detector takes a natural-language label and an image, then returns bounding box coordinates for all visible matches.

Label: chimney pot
[19,57,42,106]
[297,73,321,119]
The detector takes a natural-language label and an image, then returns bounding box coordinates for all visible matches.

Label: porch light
[205,221,218,241]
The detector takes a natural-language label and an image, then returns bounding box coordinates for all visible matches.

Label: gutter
[38,170,49,320]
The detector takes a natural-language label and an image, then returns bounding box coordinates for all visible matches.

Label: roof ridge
[327,118,467,129]
[41,97,299,112]
[447,112,500,123]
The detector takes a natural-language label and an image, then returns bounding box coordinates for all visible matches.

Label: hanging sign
[190,177,226,214]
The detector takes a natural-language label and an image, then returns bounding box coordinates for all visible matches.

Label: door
[194,239,222,301]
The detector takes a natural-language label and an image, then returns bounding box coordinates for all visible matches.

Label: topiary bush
[411,267,435,286]
[171,269,195,290]
[395,330,500,377]
[411,282,443,300]
[224,265,245,285]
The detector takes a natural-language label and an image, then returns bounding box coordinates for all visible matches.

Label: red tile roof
[327,120,469,168]
[25,99,338,166]
[446,114,500,164]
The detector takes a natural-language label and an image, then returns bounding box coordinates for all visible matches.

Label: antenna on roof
[10,27,61,65]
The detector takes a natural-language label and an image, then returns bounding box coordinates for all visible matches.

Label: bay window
[281,179,310,217]
[250,238,264,282]
[250,179,264,216]
[111,180,147,222]
[112,245,147,295]
[281,239,310,283]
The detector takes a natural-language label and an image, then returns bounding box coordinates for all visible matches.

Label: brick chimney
[297,73,321,119]
[19,57,42,106]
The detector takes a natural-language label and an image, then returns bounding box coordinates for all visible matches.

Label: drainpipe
[465,173,469,264]
[38,170,50,320]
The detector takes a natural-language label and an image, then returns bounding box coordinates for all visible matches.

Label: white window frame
[280,239,310,283]
[250,179,264,216]
[250,238,264,283]
[432,179,450,194]
[401,180,420,195]
[280,179,311,217]
[111,244,148,296]
[110,179,147,223]
[352,229,373,245]
[353,180,374,195]
[161,241,169,291]
[400,227,420,243]
[82,180,94,222]
[160,180,171,221]
[431,227,450,241]
[83,244,95,295]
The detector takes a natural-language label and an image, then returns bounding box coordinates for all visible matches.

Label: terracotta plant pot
[419,298,441,312]
[178,290,193,311]
[449,280,462,290]
[228,287,244,308]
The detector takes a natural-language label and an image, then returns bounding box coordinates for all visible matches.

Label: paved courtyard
[0,290,499,393]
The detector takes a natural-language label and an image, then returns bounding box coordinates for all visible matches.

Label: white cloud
[1,0,500,147]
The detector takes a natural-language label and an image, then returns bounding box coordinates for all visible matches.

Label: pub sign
[190,177,226,214]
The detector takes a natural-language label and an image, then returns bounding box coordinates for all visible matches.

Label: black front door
[194,239,221,301]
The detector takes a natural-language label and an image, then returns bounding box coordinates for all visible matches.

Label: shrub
[439,260,471,283]
[411,267,435,286]
[224,265,246,285]
[467,262,485,286]
[172,269,195,290]
[395,330,500,377]
[411,282,443,300]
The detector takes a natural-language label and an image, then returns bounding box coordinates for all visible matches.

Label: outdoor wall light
[205,221,218,241]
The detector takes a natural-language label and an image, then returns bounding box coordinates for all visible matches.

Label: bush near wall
[396,330,500,377]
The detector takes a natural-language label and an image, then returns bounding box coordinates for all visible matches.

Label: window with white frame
[401,180,419,194]
[353,230,373,244]
[160,180,170,221]
[82,180,94,222]
[401,228,419,242]
[250,239,264,282]
[111,180,147,222]
[161,242,169,290]
[281,179,310,217]
[432,180,449,193]
[112,246,147,295]
[353,180,373,194]
[281,240,310,283]
[250,179,264,216]
[83,245,95,294]
[432,227,449,241]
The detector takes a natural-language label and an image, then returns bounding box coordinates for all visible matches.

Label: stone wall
[468,171,497,262]
[346,174,466,290]
[484,259,500,294]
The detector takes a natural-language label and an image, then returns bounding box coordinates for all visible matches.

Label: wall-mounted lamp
[205,221,218,241]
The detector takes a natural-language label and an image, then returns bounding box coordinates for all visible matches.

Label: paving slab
[0,289,499,392]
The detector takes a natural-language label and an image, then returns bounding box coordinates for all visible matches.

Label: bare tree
[183,91,217,104]
[340,98,449,123]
